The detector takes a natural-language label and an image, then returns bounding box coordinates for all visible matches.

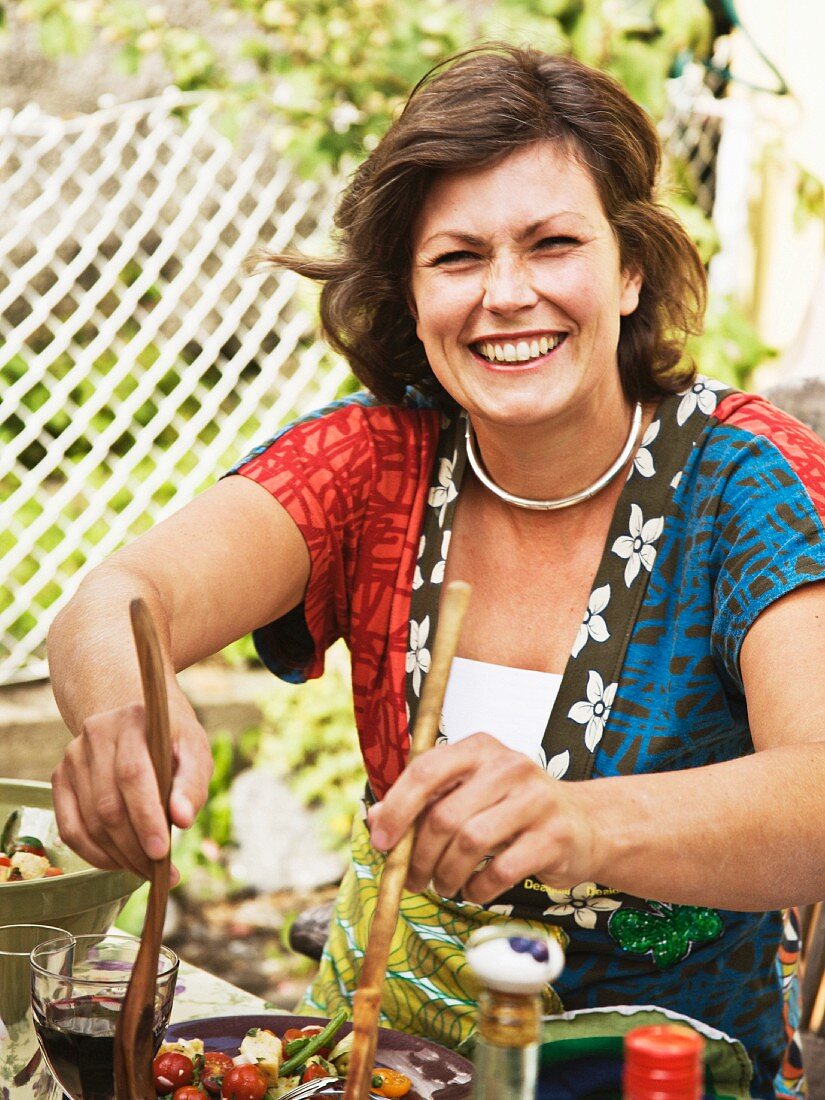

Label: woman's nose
[482,257,539,313]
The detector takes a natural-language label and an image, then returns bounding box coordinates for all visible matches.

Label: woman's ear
[620,267,643,317]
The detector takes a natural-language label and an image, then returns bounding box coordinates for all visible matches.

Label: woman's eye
[536,236,578,250]
[432,250,479,266]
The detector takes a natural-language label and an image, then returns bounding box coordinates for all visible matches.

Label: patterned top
[231,379,825,1098]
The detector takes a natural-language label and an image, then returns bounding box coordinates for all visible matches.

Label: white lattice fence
[0,75,758,686]
[0,89,349,684]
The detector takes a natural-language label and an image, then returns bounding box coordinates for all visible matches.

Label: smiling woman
[46,43,825,1100]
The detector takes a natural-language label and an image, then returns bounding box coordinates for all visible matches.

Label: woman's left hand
[367,732,598,904]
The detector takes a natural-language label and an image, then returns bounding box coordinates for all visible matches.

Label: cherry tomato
[371,1067,413,1097]
[0,855,11,866]
[220,1064,268,1100]
[9,836,47,857]
[300,1063,330,1083]
[152,1051,195,1093]
[283,1028,305,1042]
[43,867,64,876]
[173,1088,208,1100]
[201,1052,234,1096]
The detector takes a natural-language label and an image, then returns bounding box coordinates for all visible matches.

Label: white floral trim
[406,616,431,697]
[572,583,611,658]
[631,419,659,478]
[542,881,622,929]
[427,453,459,526]
[676,376,727,427]
[611,503,664,587]
[431,530,451,583]
[536,747,571,778]
[412,534,426,590]
[567,670,617,751]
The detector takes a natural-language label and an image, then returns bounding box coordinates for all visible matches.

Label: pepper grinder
[466,925,565,1100]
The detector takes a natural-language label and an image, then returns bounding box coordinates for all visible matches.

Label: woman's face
[409,141,642,430]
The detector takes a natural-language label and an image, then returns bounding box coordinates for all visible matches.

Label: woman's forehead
[411,142,607,248]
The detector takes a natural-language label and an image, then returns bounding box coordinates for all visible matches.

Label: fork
[279,1078,381,1099]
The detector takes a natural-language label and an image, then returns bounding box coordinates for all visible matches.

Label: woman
[47,45,825,1098]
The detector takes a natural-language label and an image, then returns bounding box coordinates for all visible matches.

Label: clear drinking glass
[30,932,178,1100]
[0,923,73,1099]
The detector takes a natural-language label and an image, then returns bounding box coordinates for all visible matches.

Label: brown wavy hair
[259,43,706,406]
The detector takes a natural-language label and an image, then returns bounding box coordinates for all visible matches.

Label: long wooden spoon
[343,579,472,1100]
[113,598,174,1099]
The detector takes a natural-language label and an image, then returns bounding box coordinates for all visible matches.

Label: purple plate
[164,1014,473,1099]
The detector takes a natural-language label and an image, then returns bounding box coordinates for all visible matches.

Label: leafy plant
[252,642,363,851]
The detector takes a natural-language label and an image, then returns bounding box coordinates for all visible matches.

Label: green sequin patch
[608,901,724,969]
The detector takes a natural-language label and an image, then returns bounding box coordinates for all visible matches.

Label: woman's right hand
[50,690,214,882]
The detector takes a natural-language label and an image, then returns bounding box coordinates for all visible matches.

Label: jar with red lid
[623,1024,706,1100]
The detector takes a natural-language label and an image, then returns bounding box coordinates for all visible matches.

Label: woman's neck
[468,393,644,506]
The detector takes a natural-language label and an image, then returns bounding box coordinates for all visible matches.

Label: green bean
[280,1007,349,1076]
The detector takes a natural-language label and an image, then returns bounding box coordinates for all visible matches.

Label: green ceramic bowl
[0,778,141,933]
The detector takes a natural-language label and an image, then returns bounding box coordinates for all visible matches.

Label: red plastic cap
[624,1025,705,1100]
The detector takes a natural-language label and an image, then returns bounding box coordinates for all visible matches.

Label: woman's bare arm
[48,474,310,880]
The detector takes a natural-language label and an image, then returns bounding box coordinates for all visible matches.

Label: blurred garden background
[1,0,823,1006]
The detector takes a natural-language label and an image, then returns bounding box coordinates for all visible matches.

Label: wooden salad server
[113,598,174,1099]
[343,579,472,1100]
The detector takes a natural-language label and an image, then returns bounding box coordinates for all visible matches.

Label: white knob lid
[465,925,564,994]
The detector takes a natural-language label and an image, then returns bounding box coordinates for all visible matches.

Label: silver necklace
[464,402,643,512]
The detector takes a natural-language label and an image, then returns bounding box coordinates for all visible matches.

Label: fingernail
[370,827,388,853]
[170,864,181,888]
[146,834,168,860]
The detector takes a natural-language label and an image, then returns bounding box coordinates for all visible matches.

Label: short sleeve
[708,395,825,686]
[228,396,379,683]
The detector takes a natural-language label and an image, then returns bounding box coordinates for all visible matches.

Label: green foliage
[686,295,776,389]
[795,163,825,229]
[482,0,712,119]
[253,643,363,851]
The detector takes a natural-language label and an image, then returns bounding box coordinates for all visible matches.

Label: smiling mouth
[472,333,567,365]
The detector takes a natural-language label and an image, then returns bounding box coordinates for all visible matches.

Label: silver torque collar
[464,401,643,512]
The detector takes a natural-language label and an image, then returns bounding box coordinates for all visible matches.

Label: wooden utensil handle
[113,598,173,1099]
[343,580,472,1100]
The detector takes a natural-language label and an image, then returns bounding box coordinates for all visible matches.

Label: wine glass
[30,932,178,1100]
[0,923,73,1099]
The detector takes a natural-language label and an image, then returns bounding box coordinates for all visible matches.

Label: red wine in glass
[30,933,178,1100]
[33,994,167,1100]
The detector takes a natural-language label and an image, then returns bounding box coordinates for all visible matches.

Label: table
[1,956,279,1098]
[170,957,276,1024]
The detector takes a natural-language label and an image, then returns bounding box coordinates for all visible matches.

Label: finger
[463,827,562,906]
[409,747,545,894]
[370,734,499,849]
[406,774,511,893]
[168,721,213,830]
[61,734,151,878]
[82,711,160,874]
[425,785,539,898]
[113,727,172,862]
[52,763,129,872]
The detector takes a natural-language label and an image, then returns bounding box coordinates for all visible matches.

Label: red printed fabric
[234,399,442,797]
[715,391,825,521]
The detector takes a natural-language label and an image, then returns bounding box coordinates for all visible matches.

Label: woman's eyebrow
[416,212,595,252]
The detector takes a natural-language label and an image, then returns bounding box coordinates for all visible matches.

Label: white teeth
[475,334,563,363]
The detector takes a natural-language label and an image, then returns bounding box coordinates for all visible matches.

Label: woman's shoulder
[232,391,445,474]
[708,388,825,520]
